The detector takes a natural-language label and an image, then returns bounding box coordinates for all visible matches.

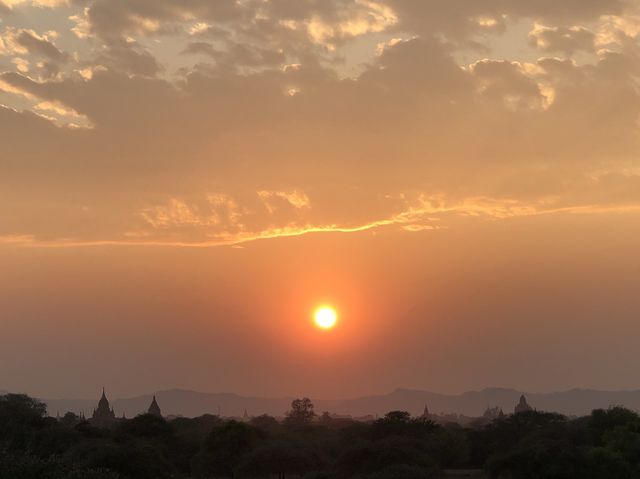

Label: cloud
[75,0,246,41]
[0,27,71,79]
[470,59,546,111]
[95,39,162,76]
[14,29,68,63]
[1,2,640,246]
[70,0,631,47]
[529,23,596,54]
[67,0,399,71]
[385,0,628,43]
[182,41,286,70]
[11,57,29,72]
[2,0,69,8]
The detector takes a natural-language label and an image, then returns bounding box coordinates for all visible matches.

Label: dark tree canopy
[191,420,261,478]
[285,397,316,426]
[3,393,640,479]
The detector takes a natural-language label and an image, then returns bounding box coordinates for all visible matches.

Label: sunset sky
[2,0,640,400]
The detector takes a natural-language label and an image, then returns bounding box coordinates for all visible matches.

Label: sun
[314,306,338,330]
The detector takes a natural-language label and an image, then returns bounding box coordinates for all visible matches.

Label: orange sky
[1,0,640,398]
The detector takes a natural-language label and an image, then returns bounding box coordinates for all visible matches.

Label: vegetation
[2,393,640,478]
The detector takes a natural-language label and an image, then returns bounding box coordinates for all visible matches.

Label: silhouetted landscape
[42,387,640,419]
[4,390,640,478]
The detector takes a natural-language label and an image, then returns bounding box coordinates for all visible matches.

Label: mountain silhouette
[35,387,640,418]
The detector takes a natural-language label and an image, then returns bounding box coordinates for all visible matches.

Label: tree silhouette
[0,393,48,451]
[250,414,281,434]
[284,398,316,426]
[239,440,326,478]
[60,412,80,427]
[4,392,640,479]
[191,420,261,478]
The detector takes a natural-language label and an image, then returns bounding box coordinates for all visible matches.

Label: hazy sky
[2,0,640,400]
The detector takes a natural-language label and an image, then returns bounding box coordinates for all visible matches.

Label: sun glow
[314,306,338,330]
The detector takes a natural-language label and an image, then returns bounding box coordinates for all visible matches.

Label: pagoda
[91,388,117,426]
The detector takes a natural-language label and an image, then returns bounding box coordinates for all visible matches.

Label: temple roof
[97,388,110,410]
[148,395,162,417]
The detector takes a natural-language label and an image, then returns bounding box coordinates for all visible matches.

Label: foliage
[239,440,327,478]
[191,420,262,478]
[0,393,48,451]
[285,397,316,427]
[0,451,120,479]
[3,393,640,478]
[250,413,281,434]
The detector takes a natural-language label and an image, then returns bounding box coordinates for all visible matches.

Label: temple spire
[92,387,116,426]
[514,394,533,414]
[420,403,430,419]
[148,394,162,418]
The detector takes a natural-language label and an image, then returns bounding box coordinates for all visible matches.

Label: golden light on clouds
[1,0,639,247]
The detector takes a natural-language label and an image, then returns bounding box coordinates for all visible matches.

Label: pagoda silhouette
[148,395,162,417]
[514,394,534,414]
[90,388,117,427]
[90,388,162,426]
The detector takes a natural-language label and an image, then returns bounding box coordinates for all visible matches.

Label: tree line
[1,393,640,478]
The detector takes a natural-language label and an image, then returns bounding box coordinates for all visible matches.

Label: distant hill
[318,388,640,418]
[43,390,295,419]
[37,387,640,419]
